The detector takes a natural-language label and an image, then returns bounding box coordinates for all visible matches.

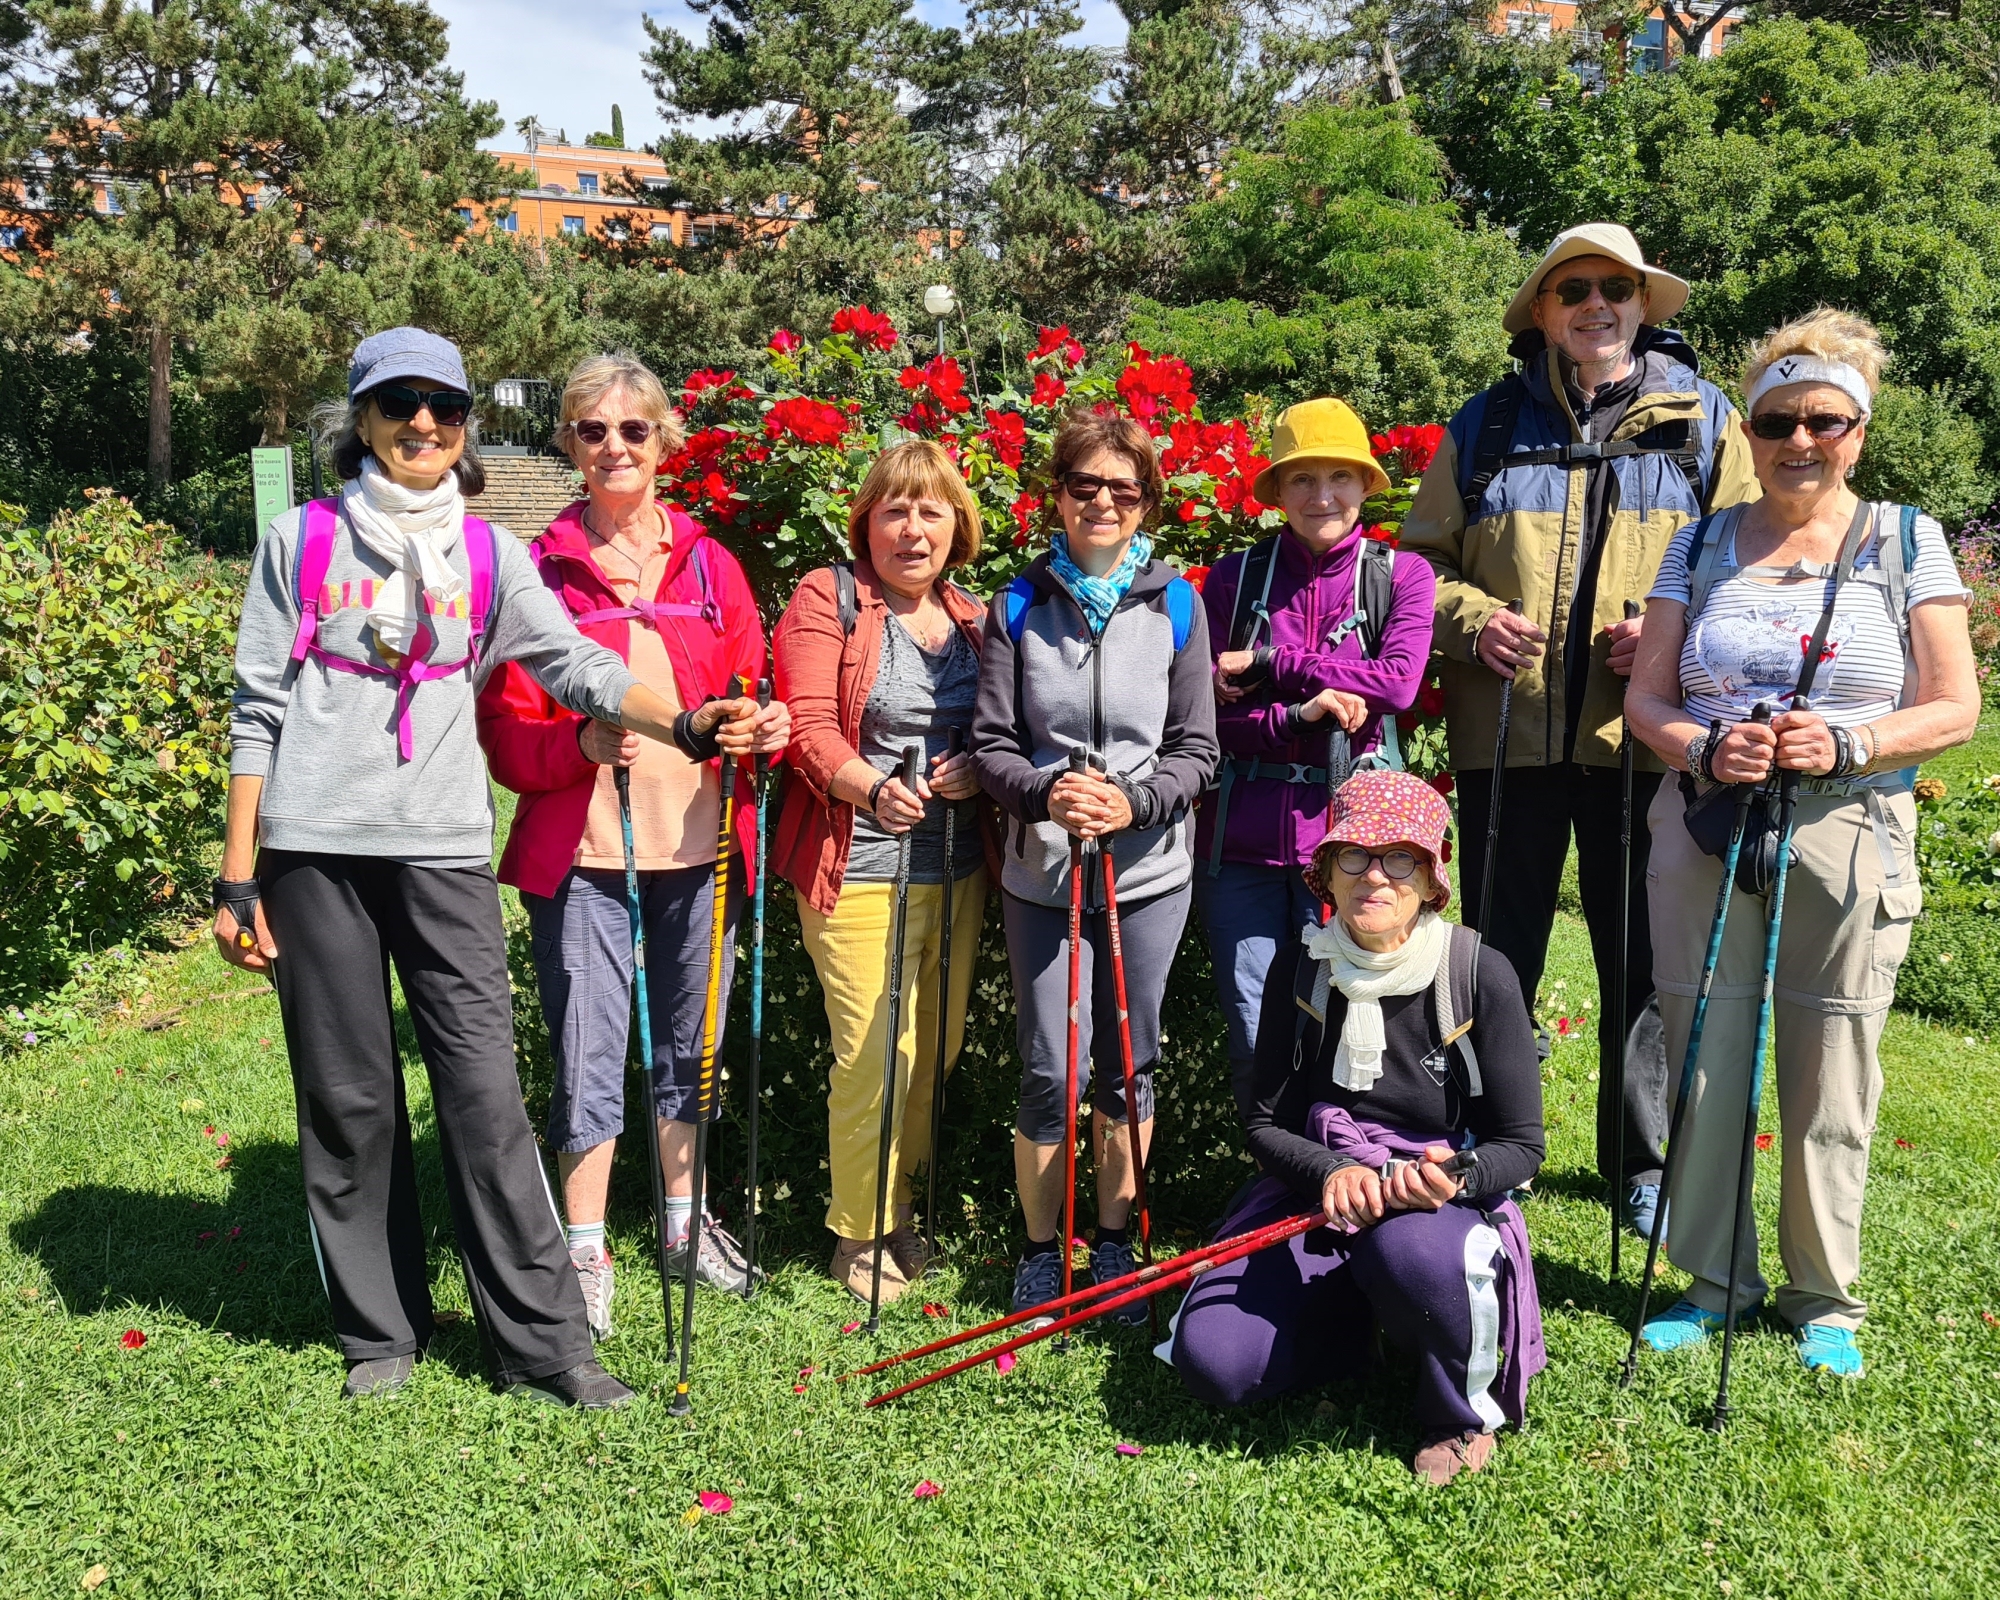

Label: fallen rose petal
[204,1125,215,1136]
[793,1384,807,1393]
[120,1329,145,1350]
[798,1365,815,1378]
[215,1131,229,1147]
[1982,1311,1998,1327]
[1115,1442,1144,1457]
[228,1226,241,1238]
[995,1351,1017,1375]
[1895,1138,1913,1150]
[913,1480,942,1498]
[698,1491,733,1515]
[214,1155,232,1170]
[922,1301,948,1318]
[842,1320,862,1334]
[1755,1133,1774,1153]
[197,1230,216,1243]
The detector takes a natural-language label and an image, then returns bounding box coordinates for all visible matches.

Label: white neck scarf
[1301,910,1448,1092]
[339,455,467,658]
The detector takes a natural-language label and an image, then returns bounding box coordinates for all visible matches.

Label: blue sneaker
[1089,1236,1146,1327]
[1625,1183,1666,1241]
[1641,1299,1726,1352]
[1011,1248,1064,1330]
[1796,1323,1864,1378]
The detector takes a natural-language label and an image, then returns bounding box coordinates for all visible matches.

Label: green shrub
[1897,775,2000,1032]
[0,493,236,1006]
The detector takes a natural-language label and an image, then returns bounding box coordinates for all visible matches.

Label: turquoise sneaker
[1796,1323,1864,1378]
[1640,1299,1726,1352]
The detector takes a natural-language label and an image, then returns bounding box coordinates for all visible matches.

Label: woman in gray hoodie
[971,408,1219,1324]
[214,328,767,1405]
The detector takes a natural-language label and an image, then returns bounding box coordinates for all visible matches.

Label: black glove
[211,877,262,951]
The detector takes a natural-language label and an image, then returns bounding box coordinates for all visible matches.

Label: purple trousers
[1172,1198,1517,1437]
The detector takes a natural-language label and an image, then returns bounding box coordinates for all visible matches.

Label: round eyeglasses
[1330,846,1423,881]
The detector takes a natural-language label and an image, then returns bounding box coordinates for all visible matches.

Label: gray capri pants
[1001,880,1191,1142]
[524,862,743,1150]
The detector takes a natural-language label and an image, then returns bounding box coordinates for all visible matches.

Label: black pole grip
[901,743,922,789]
[944,726,963,759]
[1069,748,1089,775]
[1624,598,1641,621]
[1439,1148,1480,1179]
[757,676,772,708]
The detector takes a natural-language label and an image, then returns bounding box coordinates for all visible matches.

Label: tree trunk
[147,322,171,494]
[1379,39,1406,104]
[260,399,288,449]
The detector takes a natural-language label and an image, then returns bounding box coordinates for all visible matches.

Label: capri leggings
[1000,880,1190,1143]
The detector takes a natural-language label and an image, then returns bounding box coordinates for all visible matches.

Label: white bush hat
[1501,222,1690,336]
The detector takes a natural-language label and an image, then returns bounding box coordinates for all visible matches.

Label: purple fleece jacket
[1193,529,1436,871]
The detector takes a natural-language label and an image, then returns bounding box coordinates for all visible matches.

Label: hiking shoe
[1624,1183,1666,1242]
[1089,1236,1146,1327]
[341,1353,415,1399]
[1011,1247,1065,1330]
[885,1224,931,1283]
[571,1243,614,1342]
[666,1219,762,1296]
[1796,1322,1864,1378]
[507,1358,634,1409]
[832,1236,909,1306]
[1413,1429,1495,1486]
[1641,1298,1738,1352]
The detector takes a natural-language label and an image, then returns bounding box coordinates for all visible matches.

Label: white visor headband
[1745,355,1873,421]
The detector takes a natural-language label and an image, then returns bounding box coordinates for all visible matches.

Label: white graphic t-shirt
[1650,503,1966,729]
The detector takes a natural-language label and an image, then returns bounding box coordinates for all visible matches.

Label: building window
[649,222,673,241]
[577,172,598,196]
[1634,17,1665,72]
[0,225,23,249]
[101,185,124,215]
[1505,8,1552,38]
[457,206,473,223]
[501,212,518,232]
[562,215,585,235]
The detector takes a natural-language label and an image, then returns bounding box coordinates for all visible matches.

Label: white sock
[664,1196,694,1247]
[565,1220,606,1257]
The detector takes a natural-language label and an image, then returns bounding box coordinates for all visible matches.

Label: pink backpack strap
[462,515,498,656]
[289,499,341,664]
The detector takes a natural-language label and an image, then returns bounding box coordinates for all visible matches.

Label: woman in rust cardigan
[771,440,1001,1302]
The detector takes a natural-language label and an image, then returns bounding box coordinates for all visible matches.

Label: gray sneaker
[1089,1237,1147,1327]
[665,1218,763,1295]
[571,1244,614,1341]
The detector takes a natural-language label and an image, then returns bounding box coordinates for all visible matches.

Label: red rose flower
[1009,490,1042,547]
[831,304,899,351]
[764,396,850,447]
[1419,680,1447,718]
[682,368,751,407]
[121,1328,146,1350]
[768,328,802,355]
[1116,343,1196,430]
[1184,564,1210,592]
[1030,371,1068,408]
[1429,772,1456,797]
[1031,325,1085,368]
[978,408,1027,468]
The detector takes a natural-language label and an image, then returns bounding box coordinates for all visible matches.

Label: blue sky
[428,0,1130,152]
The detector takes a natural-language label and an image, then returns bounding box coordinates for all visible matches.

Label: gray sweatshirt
[230,504,637,863]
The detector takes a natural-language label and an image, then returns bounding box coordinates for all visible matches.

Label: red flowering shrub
[1116,343,1197,427]
[978,409,1027,468]
[831,305,901,352]
[682,369,753,408]
[1031,325,1085,368]
[764,397,851,447]
[1369,424,1445,480]
[897,356,974,432]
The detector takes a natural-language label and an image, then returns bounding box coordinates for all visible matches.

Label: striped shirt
[1649,503,1966,730]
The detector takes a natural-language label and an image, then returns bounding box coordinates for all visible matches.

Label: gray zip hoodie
[971,554,1219,909]
[229,504,637,863]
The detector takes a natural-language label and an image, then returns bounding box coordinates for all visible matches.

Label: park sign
[251,447,294,535]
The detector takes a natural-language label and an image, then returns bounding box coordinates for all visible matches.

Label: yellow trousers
[797,870,988,1240]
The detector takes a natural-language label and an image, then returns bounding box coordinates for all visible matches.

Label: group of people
[214,219,1978,1486]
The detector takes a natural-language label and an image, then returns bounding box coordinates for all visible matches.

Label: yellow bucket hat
[1252,398,1390,506]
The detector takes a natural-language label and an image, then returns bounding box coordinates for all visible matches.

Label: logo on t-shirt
[1693,601,1850,704]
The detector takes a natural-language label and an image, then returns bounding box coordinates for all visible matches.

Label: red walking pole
[1098,837,1156,1337]
[1056,748,1088,1348]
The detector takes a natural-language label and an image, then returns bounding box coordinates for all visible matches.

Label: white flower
[1988,828,2000,857]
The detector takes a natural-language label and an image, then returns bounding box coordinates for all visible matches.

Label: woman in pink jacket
[477,353,787,1338]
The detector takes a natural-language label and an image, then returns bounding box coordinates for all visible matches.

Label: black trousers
[1457,763,1667,1188]
[260,851,591,1382]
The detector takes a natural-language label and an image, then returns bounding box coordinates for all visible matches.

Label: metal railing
[478,378,561,455]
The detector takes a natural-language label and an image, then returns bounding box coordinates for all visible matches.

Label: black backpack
[1291,922,1487,1100]
[1225,533,1397,660]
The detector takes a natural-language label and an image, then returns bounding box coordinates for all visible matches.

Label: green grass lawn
[7,743,2000,1597]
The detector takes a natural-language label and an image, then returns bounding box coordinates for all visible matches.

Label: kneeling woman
[1171,770,1546,1485]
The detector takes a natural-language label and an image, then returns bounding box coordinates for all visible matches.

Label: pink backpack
[288,497,498,761]
[540,507,724,635]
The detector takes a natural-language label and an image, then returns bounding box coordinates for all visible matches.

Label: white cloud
[427,0,1129,152]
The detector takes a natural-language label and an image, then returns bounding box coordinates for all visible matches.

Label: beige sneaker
[832,1236,909,1305]
[885,1224,931,1284]
[1412,1429,1495,1487]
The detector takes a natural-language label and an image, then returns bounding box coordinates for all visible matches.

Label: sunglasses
[1059,472,1148,508]
[1331,846,1423,881]
[1541,274,1643,307]
[369,384,472,427]
[573,418,657,447]
[1748,411,1862,443]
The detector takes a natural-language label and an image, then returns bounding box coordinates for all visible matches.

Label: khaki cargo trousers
[1645,781,1921,1331]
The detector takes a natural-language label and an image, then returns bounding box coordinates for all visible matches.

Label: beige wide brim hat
[1501,222,1691,336]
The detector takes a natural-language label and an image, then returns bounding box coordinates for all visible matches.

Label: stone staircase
[477,452,581,540]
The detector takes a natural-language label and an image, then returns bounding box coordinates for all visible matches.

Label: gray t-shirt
[849,614,981,884]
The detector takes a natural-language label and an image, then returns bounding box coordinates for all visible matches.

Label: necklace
[583,502,663,580]
[887,589,953,652]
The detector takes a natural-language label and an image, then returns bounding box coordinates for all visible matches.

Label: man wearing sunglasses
[1401,222,1758,1244]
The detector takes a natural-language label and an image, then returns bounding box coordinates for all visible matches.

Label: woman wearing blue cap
[212,328,773,1405]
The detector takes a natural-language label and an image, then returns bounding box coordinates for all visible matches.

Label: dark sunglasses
[1332,846,1423,881]
[1059,472,1147,508]
[573,418,656,447]
[370,384,472,427]
[1748,411,1862,443]
[1542,274,1643,307]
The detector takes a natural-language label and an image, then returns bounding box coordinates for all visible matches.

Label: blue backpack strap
[1164,575,1195,653]
[1003,573,1036,643]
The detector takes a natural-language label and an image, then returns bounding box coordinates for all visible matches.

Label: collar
[540,499,696,593]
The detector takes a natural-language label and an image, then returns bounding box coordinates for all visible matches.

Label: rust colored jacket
[771,558,1002,915]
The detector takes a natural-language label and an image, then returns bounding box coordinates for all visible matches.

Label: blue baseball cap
[348,326,470,401]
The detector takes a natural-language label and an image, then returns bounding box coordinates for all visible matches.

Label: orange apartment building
[1493,0,1743,66]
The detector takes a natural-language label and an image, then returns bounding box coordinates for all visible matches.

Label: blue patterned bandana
[1051,531,1154,636]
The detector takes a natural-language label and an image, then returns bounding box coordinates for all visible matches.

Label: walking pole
[742,676,772,1300]
[616,764,675,1355]
[1056,747,1089,1352]
[923,727,964,1258]
[1093,757,1156,1338]
[668,698,741,1418]
[1610,598,1640,1280]
[1709,699,1807,1434]
[865,743,923,1335]
[1621,701,1773,1387]
[1476,597,1525,934]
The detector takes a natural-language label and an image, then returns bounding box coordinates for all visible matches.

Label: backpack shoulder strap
[1355,538,1397,660]
[1291,944,1333,1070]
[832,560,859,637]
[1459,374,1523,524]
[1883,503,1915,644]
[289,499,341,663]
[1003,573,1037,644]
[1684,506,1743,625]
[461,515,498,649]
[1164,575,1196,653]
[1228,535,1280,653]
[1429,924,1484,1098]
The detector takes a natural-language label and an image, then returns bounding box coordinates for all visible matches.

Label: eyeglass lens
[1061,472,1145,507]
[575,419,654,446]
[1749,412,1859,442]
[1334,847,1420,880]
[372,385,472,427]
[1550,275,1641,306]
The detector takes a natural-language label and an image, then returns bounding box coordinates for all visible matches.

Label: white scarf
[339,455,468,659]
[1301,909,1448,1092]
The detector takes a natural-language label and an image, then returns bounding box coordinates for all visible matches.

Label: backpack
[1458,372,1707,525]
[549,509,724,635]
[998,569,1196,650]
[289,497,497,762]
[830,558,983,638]
[1291,922,1487,1100]
[1682,501,1917,644]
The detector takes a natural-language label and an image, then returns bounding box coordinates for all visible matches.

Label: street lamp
[923,283,956,360]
